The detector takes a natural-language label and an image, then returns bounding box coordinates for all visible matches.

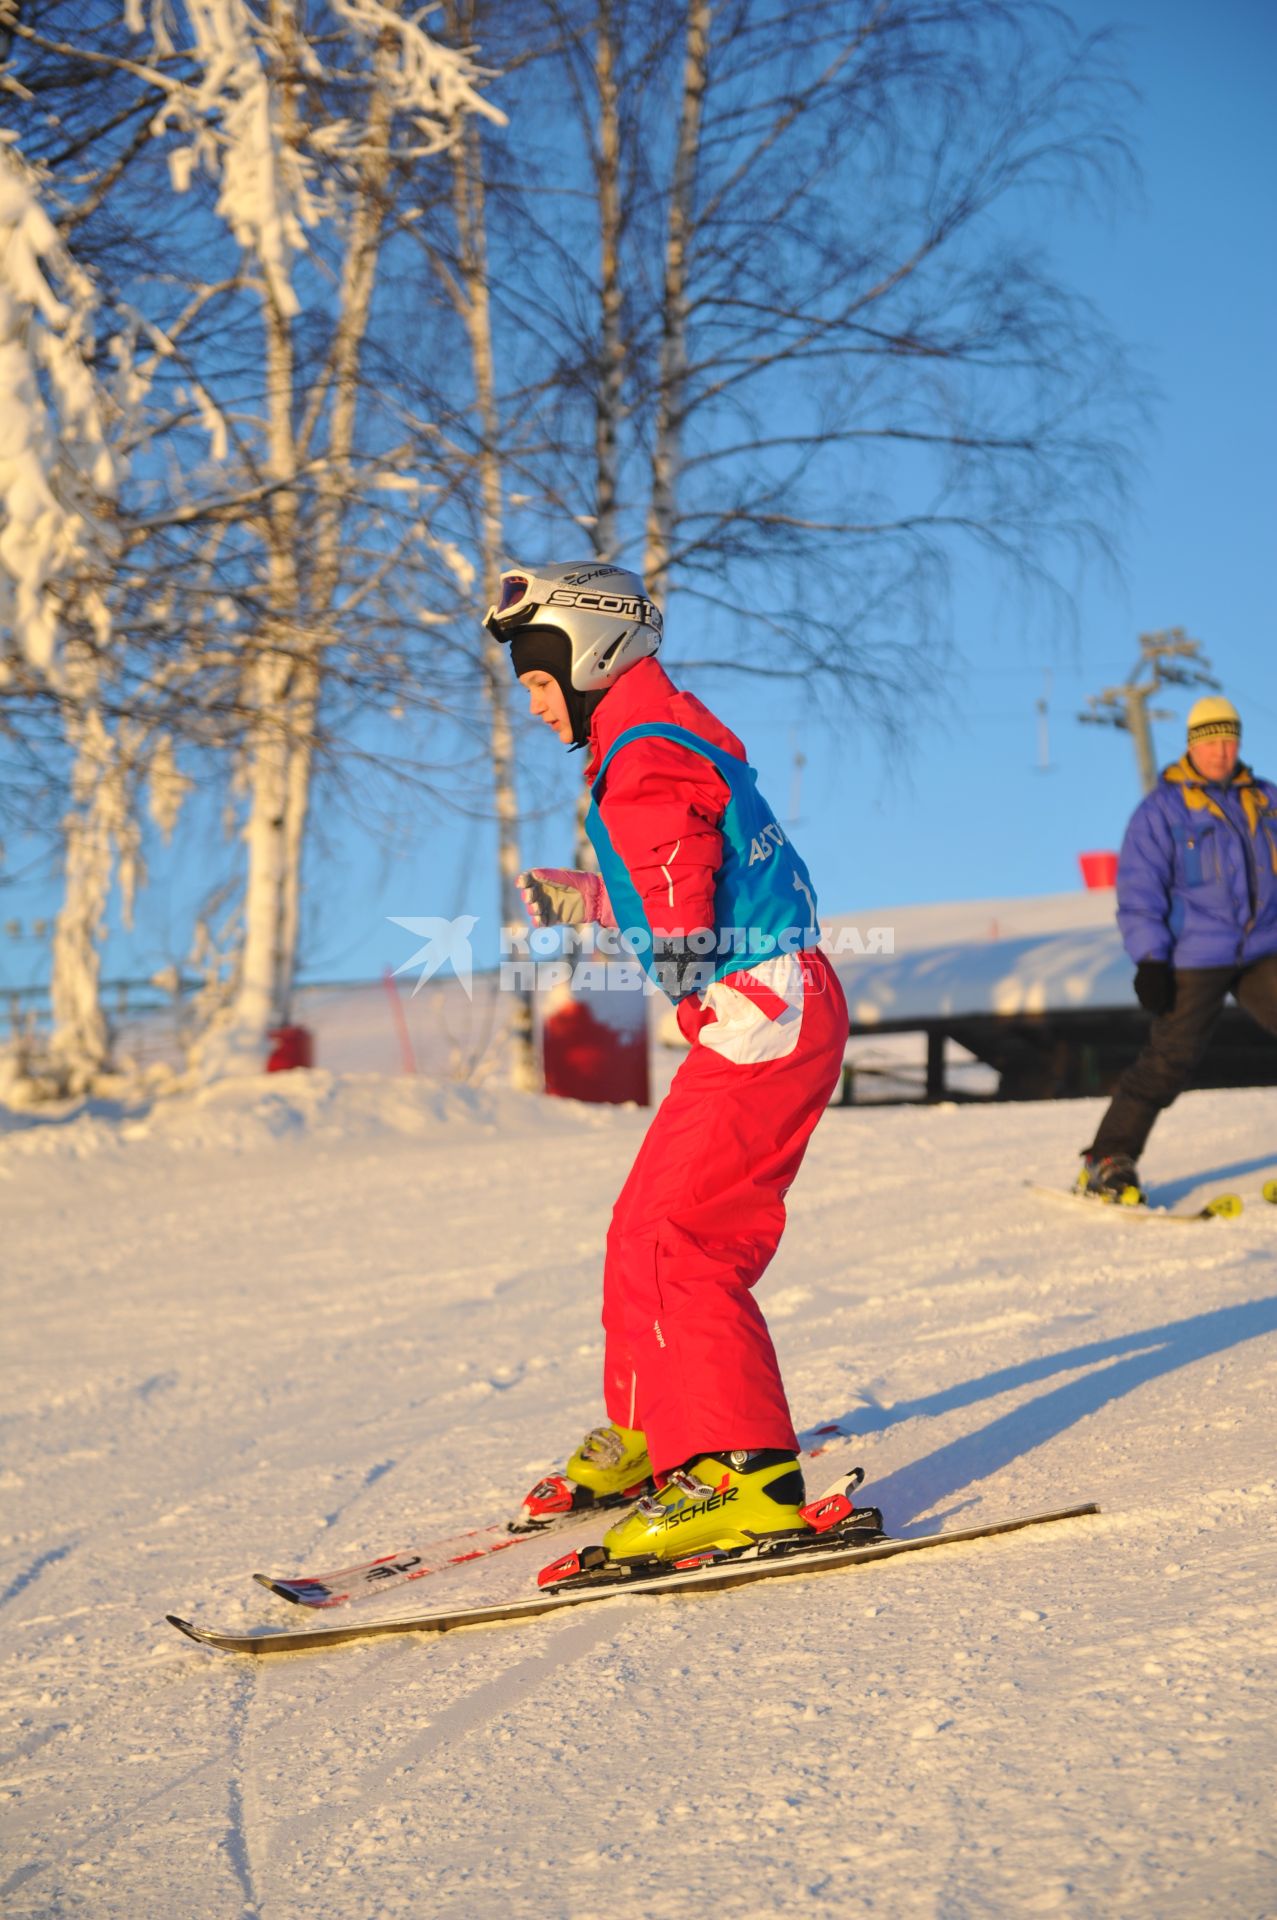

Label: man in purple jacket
[1081,695,1277,1200]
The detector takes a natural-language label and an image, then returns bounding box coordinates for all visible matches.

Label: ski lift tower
[1078,629,1219,794]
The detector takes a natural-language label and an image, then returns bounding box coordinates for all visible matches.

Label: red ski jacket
[584,656,741,940]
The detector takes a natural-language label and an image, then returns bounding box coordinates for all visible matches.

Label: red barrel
[1078,851,1119,889]
[266,1024,314,1072]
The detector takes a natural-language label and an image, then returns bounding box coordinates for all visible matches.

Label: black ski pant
[1089,953,1277,1162]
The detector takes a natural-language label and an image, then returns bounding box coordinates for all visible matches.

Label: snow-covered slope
[3,1073,1275,1918]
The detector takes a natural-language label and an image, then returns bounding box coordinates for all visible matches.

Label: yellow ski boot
[566,1423,653,1497]
[511,1423,653,1532]
[599,1449,807,1564]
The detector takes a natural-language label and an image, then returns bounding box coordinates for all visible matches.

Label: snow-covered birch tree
[0,138,126,1091]
[118,0,505,1074]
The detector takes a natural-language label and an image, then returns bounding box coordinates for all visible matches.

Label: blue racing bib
[586,722,820,997]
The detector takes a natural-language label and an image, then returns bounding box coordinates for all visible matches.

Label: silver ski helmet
[485,562,662,690]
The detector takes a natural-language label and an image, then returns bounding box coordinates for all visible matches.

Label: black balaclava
[510,624,607,750]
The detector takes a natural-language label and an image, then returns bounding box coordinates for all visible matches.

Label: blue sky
[750,0,1276,913]
[3,0,1274,995]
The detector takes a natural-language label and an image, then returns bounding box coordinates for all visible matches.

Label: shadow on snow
[1149,1153,1277,1208]
[818,1291,1277,1532]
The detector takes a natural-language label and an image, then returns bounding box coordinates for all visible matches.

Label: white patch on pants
[697,952,805,1065]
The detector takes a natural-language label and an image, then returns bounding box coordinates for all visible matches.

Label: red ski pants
[602,948,847,1471]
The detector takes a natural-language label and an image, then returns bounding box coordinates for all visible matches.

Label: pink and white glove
[516,868,617,929]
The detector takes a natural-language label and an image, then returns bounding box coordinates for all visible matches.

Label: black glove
[1133,959,1175,1016]
[651,934,716,1000]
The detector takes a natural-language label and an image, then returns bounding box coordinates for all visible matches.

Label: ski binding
[536,1483,887,1594]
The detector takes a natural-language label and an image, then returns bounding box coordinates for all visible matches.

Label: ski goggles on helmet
[484,572,540,640]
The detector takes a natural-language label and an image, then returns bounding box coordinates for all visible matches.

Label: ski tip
[1262,1178,1277,1206]
[1202,1193,1243,1219]
[252,1576,307,1605]
[167,1613,298,1653]
[251,1574,342,1607]
[166,1614,206,1643]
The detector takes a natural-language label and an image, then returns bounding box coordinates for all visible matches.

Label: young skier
[487,560,849,1567]
[1080,695,1277,1201]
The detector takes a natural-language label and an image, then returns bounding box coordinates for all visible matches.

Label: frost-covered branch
[0,138,115,683]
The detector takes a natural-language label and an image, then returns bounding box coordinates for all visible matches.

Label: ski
[1025,1181,1244,1223]
[168,1502,1100,1656]
[253,1492,642,1609]
[254,1422,861,1609]
[253,1526,524,1608]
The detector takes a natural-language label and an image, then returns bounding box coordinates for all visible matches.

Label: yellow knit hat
[1187,695,1241,743]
